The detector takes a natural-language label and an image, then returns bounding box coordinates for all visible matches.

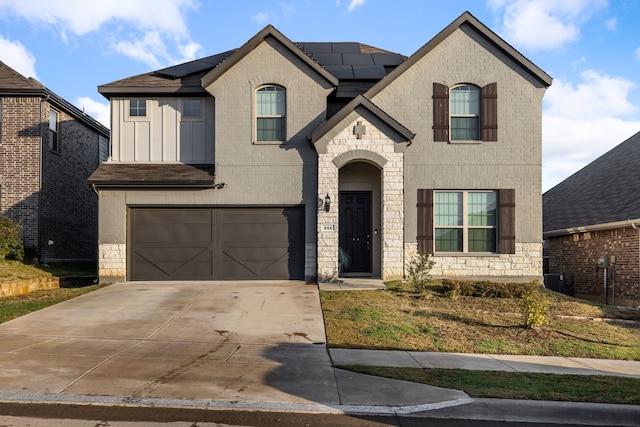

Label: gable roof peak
[365,10,551,99]
[201,24,339,89]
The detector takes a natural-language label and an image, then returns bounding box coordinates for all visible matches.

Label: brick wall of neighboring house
[0,96,42,247]
[548,226,640,306]
[40,102,100,261]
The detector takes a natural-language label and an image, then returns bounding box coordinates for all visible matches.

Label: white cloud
[544,70,637,120]
[0,35,37,78]
[490,0,608,50]
[605,17,617,31]
[542,71,640,191]
[251,12,270,25]
[348,0,365,12]
[0,0,200,69]
[76,96,110,129]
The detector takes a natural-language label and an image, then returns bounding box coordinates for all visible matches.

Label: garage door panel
[130,207,304,281]
[134,224,213,243]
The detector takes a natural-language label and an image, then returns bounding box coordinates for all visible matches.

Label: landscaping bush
[406,252,435,293]
[520,289,549,329]
[0,215,24,261]
[440,279,538,299]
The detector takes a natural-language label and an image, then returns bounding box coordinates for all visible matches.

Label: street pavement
[0,280,638,426]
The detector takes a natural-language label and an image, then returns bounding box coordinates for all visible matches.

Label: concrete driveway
[0,281,467,413]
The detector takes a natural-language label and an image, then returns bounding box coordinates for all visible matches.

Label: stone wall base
[98,243,127,283]
[0,277,60,298]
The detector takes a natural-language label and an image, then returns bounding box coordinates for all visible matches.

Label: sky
[0,0,639,192]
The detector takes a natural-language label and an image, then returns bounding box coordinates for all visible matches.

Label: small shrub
[440,279,538,299]
[406,252,435,293]
[520,290,549,329]
[0,215,24,261]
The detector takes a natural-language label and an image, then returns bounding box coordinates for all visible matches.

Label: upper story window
[49,109,60,153]
[450,85,480,141]
[433,82,497,142]
[183,99,201,118]
[435,191,497,253]
[256,85,286,142]
[129,99,147,117]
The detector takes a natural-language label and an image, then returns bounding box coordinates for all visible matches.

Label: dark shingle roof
[543,130,640,233]
[0,61,109,137]
[88,163,215,188]
[99,39,405,98]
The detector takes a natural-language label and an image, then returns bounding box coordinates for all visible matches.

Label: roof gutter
[544,218,640,238]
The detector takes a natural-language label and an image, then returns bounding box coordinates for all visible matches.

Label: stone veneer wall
[405,242,543,282]
[98,243,126,283]
[317,115,405,281]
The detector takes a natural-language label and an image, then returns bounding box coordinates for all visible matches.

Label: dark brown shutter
[433,83,449,142]
[498,189,515,254]
[481,83,498,141]
[417,189,434,254]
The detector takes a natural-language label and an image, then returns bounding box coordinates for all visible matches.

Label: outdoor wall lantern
[324,194,331,212]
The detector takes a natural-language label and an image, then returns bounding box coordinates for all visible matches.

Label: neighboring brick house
[0,61,110,261]
[544,131,640,307]
[89,12,551,283]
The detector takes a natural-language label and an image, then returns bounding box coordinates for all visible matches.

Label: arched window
[450,84,480,141]
[256,85,286,141]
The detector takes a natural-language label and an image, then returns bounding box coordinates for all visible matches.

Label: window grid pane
[468,192,497,226]
[435,192,462,226]
[257,117,285,141]
[130,100,146,117]
[184,99,201,117]
[451,117,479,140]
[435,228,462,252]
[450,85,480,114]
[468,228,496,252]
[257,87,285,116]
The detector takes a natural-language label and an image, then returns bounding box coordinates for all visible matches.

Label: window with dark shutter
[432,83,449,142]
[498,189,516,254]
[481,83,498,142]
[417,189,434,254]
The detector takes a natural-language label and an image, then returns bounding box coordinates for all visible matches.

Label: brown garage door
[130,207,304,281]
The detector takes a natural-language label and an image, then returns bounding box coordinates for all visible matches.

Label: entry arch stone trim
[332,149,387,169]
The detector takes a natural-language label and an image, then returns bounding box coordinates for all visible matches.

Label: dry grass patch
[320,280,640,360]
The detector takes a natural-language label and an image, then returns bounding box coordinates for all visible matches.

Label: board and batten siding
[110,97,215,163]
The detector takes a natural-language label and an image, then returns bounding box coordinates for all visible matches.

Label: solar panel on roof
[371,53,405,66]
[298,42,333,54]
[342,53,375,65]
[155,50,234,78]
[352,65,387,80]
[310,53,344,66]
[324,65,355,80]
[330,43,362,53]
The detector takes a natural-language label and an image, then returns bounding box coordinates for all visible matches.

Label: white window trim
[127,99,148,120]
[434,190,497,254]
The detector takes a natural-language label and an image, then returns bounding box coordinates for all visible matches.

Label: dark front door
[339,192,372,274]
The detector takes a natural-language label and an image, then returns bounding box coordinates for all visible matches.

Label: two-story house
[0,61,110,261]
[89,12,551,283]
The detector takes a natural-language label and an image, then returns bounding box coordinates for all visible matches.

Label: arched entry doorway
[338,161,381,278]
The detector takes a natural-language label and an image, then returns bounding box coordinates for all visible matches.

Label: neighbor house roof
[0,61,110,137]
[543,130,640,235]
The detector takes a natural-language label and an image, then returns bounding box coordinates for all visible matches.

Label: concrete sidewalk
[329,348,640,378]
